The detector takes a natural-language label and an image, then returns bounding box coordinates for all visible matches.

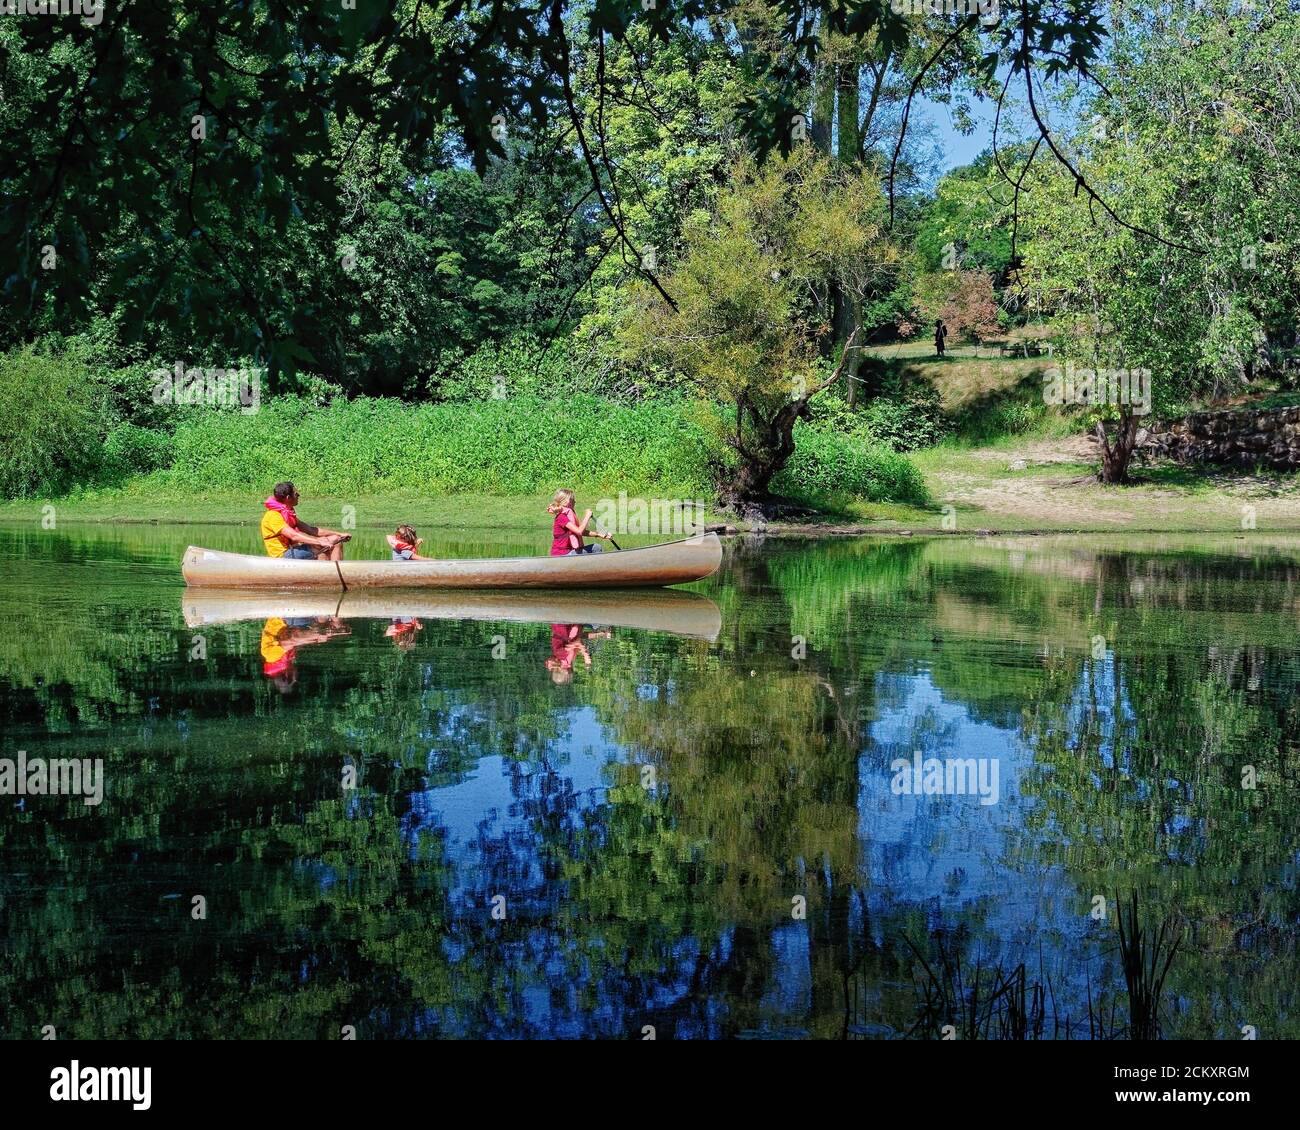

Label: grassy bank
[0,490,686,532]
[7,449,1300,536]
[2,343,930,511]
[5,338,1299,536]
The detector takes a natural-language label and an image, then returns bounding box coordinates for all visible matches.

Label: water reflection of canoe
[181,534,722,590]
[183,588,723,640]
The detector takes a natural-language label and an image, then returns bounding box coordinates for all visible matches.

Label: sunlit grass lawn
[0,487,695,532]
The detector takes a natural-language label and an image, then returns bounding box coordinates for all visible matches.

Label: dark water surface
[1,523,1297,1039]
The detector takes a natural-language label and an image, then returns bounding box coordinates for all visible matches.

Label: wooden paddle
[584,511,620,550]
[329,533,351,591]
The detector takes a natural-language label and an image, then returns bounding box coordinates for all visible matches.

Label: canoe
[181,533,722,590]
[183,588,722,640]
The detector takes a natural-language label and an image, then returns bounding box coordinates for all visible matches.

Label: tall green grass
[1,343,930,507]
[156,396,928,505]
[774,424,930,506]
[158,395,712,497]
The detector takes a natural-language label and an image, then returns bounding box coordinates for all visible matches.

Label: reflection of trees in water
[836,894,1188,1041]
[726,538,1300,1038]
[1001,553,1300,1037]
[2,533,1298,1036]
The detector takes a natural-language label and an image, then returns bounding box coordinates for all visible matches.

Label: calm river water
[1,524,1296,1038]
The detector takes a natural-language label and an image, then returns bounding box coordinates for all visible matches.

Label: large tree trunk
[718,399,806,511]
[836,60,860,163]
[1096,411,1140,484]
[832,289,862,405]
[811,51,835,153]
[720,341,858,513]
[725,418,797,501]
[831,61,863,402]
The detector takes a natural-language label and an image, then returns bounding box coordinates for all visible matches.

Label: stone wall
[1140,404,1300,470]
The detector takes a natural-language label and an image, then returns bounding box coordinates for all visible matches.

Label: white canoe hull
[181,534,722,590]
[183,588,722,640]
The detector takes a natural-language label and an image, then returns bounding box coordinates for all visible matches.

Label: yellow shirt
[260,618,289,663]
[260,510,289,557]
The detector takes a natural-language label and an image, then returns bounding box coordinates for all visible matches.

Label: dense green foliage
[0,336,932,506]
[616,148,901,501]
[772,424,929,504]
[6,2,1299,499]
[0,363,922,505]
[164,394,713,497]
[0,349,103,498]
[0,3,1103,370]
[913,153,1015,280]
[0,2,1127,505]
[809,373,951,452]
[1018,1,1300,479]
[163,394,930,503]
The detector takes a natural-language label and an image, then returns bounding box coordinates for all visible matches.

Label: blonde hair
[551,488,575,509]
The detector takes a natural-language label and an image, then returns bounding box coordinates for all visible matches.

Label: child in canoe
[547,489,614,556]
[545,623,612,684]
[386,524,430,561]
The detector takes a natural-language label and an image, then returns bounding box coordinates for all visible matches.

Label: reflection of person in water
[544,623,611,684]
[384,617,423,650]
[260,616,350,693]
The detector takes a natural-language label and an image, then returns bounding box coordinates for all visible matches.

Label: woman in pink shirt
[547,489,614,556]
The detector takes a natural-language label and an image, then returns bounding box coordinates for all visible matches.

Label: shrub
[435,334,607,401]
[87,362,179,432]
[2,345,932,508]
[773,424,930,506]
[159,393,931,507]
[860,382,951,451]
[103,423,174,478]
[938,270,1001,344]
[806,372,950,452]
[162,394,717,498]
[950,396,1047,444]
[914,268,1001,343]
[0,348,104,498]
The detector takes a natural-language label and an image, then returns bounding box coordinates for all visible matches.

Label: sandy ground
[769,432,1300,536]
[920,434,1300,533]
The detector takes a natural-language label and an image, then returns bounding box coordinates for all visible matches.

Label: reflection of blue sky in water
[403,705,619,902]
[856,667,1107,990]
[402,712,734,1038]
[400,659,1122,1034]
[3,526,1298,1037]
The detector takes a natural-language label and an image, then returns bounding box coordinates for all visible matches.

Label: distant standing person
[934,318,948,358]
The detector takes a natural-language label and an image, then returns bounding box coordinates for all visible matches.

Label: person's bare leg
[326,542,344,561]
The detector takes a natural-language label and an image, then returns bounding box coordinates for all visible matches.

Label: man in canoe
[260,481,351,560]
[260,615,350,693]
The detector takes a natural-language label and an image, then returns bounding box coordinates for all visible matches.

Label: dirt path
[918,434,1300,533]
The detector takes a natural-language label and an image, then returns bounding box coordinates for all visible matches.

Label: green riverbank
[5,441,1300,537]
